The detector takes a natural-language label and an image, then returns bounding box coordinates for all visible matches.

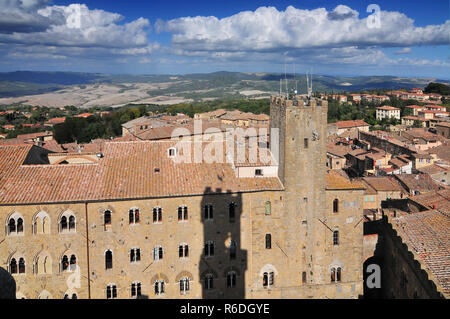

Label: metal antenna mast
[284,63,288,100]
[294,63,297,95]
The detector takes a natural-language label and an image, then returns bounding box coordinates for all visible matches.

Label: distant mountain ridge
[0,70,448,100]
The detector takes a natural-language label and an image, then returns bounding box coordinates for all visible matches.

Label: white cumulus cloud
[160,5,450,52]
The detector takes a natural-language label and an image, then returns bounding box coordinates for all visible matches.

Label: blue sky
[0,0,449,78]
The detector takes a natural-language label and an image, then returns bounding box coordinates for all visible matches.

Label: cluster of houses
[327,120,449,187]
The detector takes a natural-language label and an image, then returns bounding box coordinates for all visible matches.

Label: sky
[0,0,449,78]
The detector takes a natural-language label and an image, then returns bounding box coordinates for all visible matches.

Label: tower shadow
[199,187,247,299]
[0,266,16,299]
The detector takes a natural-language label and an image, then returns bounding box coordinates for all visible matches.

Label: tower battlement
[270,95,328,109]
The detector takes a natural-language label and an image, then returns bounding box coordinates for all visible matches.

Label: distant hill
[0,70,448,101]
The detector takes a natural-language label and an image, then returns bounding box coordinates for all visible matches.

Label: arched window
[35,253,52,275]
[262,272,274,288]
[229,240,236,260]
[68,216,76,231]
[60,211,75,233]
[265,234,272,249]
[64,292,77,299]
[61,255,69,271]
[105,250,113,269]
[9,258,17,274]
[104,210,111,229]
[17,218,23,233]
[154,280,165,295]
[229,203,236,223]
[333,199,339,213]
[331,267,342,282]
[38,290,53,299]
[180,277,190,294]
[60,216,68,231]
[8,219,16,234]
[129,208,139,224]
[18,258,25,274]
[33,211,50,235]
[7,213,24,236]
[69,254,77,271]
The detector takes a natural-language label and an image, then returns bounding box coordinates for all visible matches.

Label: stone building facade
[0,95,366,299]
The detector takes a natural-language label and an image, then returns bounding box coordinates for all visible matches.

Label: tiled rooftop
[0,141,283,204]
[391,210,450,295]
[335,120,369,129]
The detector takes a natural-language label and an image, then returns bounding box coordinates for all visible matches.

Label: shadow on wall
[0,267,16,299]
[199,188,247,299]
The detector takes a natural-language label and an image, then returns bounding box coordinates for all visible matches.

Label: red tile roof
[391,210,450,295]
[376,106,400,111]
[0,141,283,204]
[335,120,369,129]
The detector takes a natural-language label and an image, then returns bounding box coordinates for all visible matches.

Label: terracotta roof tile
[0,141,283,204]
[392,210,450,295]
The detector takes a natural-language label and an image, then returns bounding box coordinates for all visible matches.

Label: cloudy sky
[0,0,449,77]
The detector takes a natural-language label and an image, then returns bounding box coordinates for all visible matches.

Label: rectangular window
[154,247,163,260]
[178,206,188,221]
[153,207,162,223]
[304,138,308,149]
[204,204,213,220]
[333,230,339,246]
[255,169,263,176]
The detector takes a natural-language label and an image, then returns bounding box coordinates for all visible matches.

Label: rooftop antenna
[284,63,288,100]
[306,71,309,97]
[306,70,313,98]
[294,63,297,95]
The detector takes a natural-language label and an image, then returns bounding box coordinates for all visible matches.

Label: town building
[0,95,367,299]
[376,106,401,121]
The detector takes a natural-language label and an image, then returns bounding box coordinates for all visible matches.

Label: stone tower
[270,95,329,290]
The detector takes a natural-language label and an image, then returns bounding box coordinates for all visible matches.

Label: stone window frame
[204,203,214,221]
[177,205,188,222]
[153,206,163,224]
[226,271,237,288]
[32,211,51,235]
[179,277,190,295]
[128,207,140,225]
[153,245,164,261]
[6,212,25,237]
[130,282,142,298]
[130,247,141,263]
[333,228,340,246]
[106,284,117,299]
[178,243,189,259]
[59,210,76,234]
[204,241,215,258]
[154,280,165,295]
[105,249,113,270]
